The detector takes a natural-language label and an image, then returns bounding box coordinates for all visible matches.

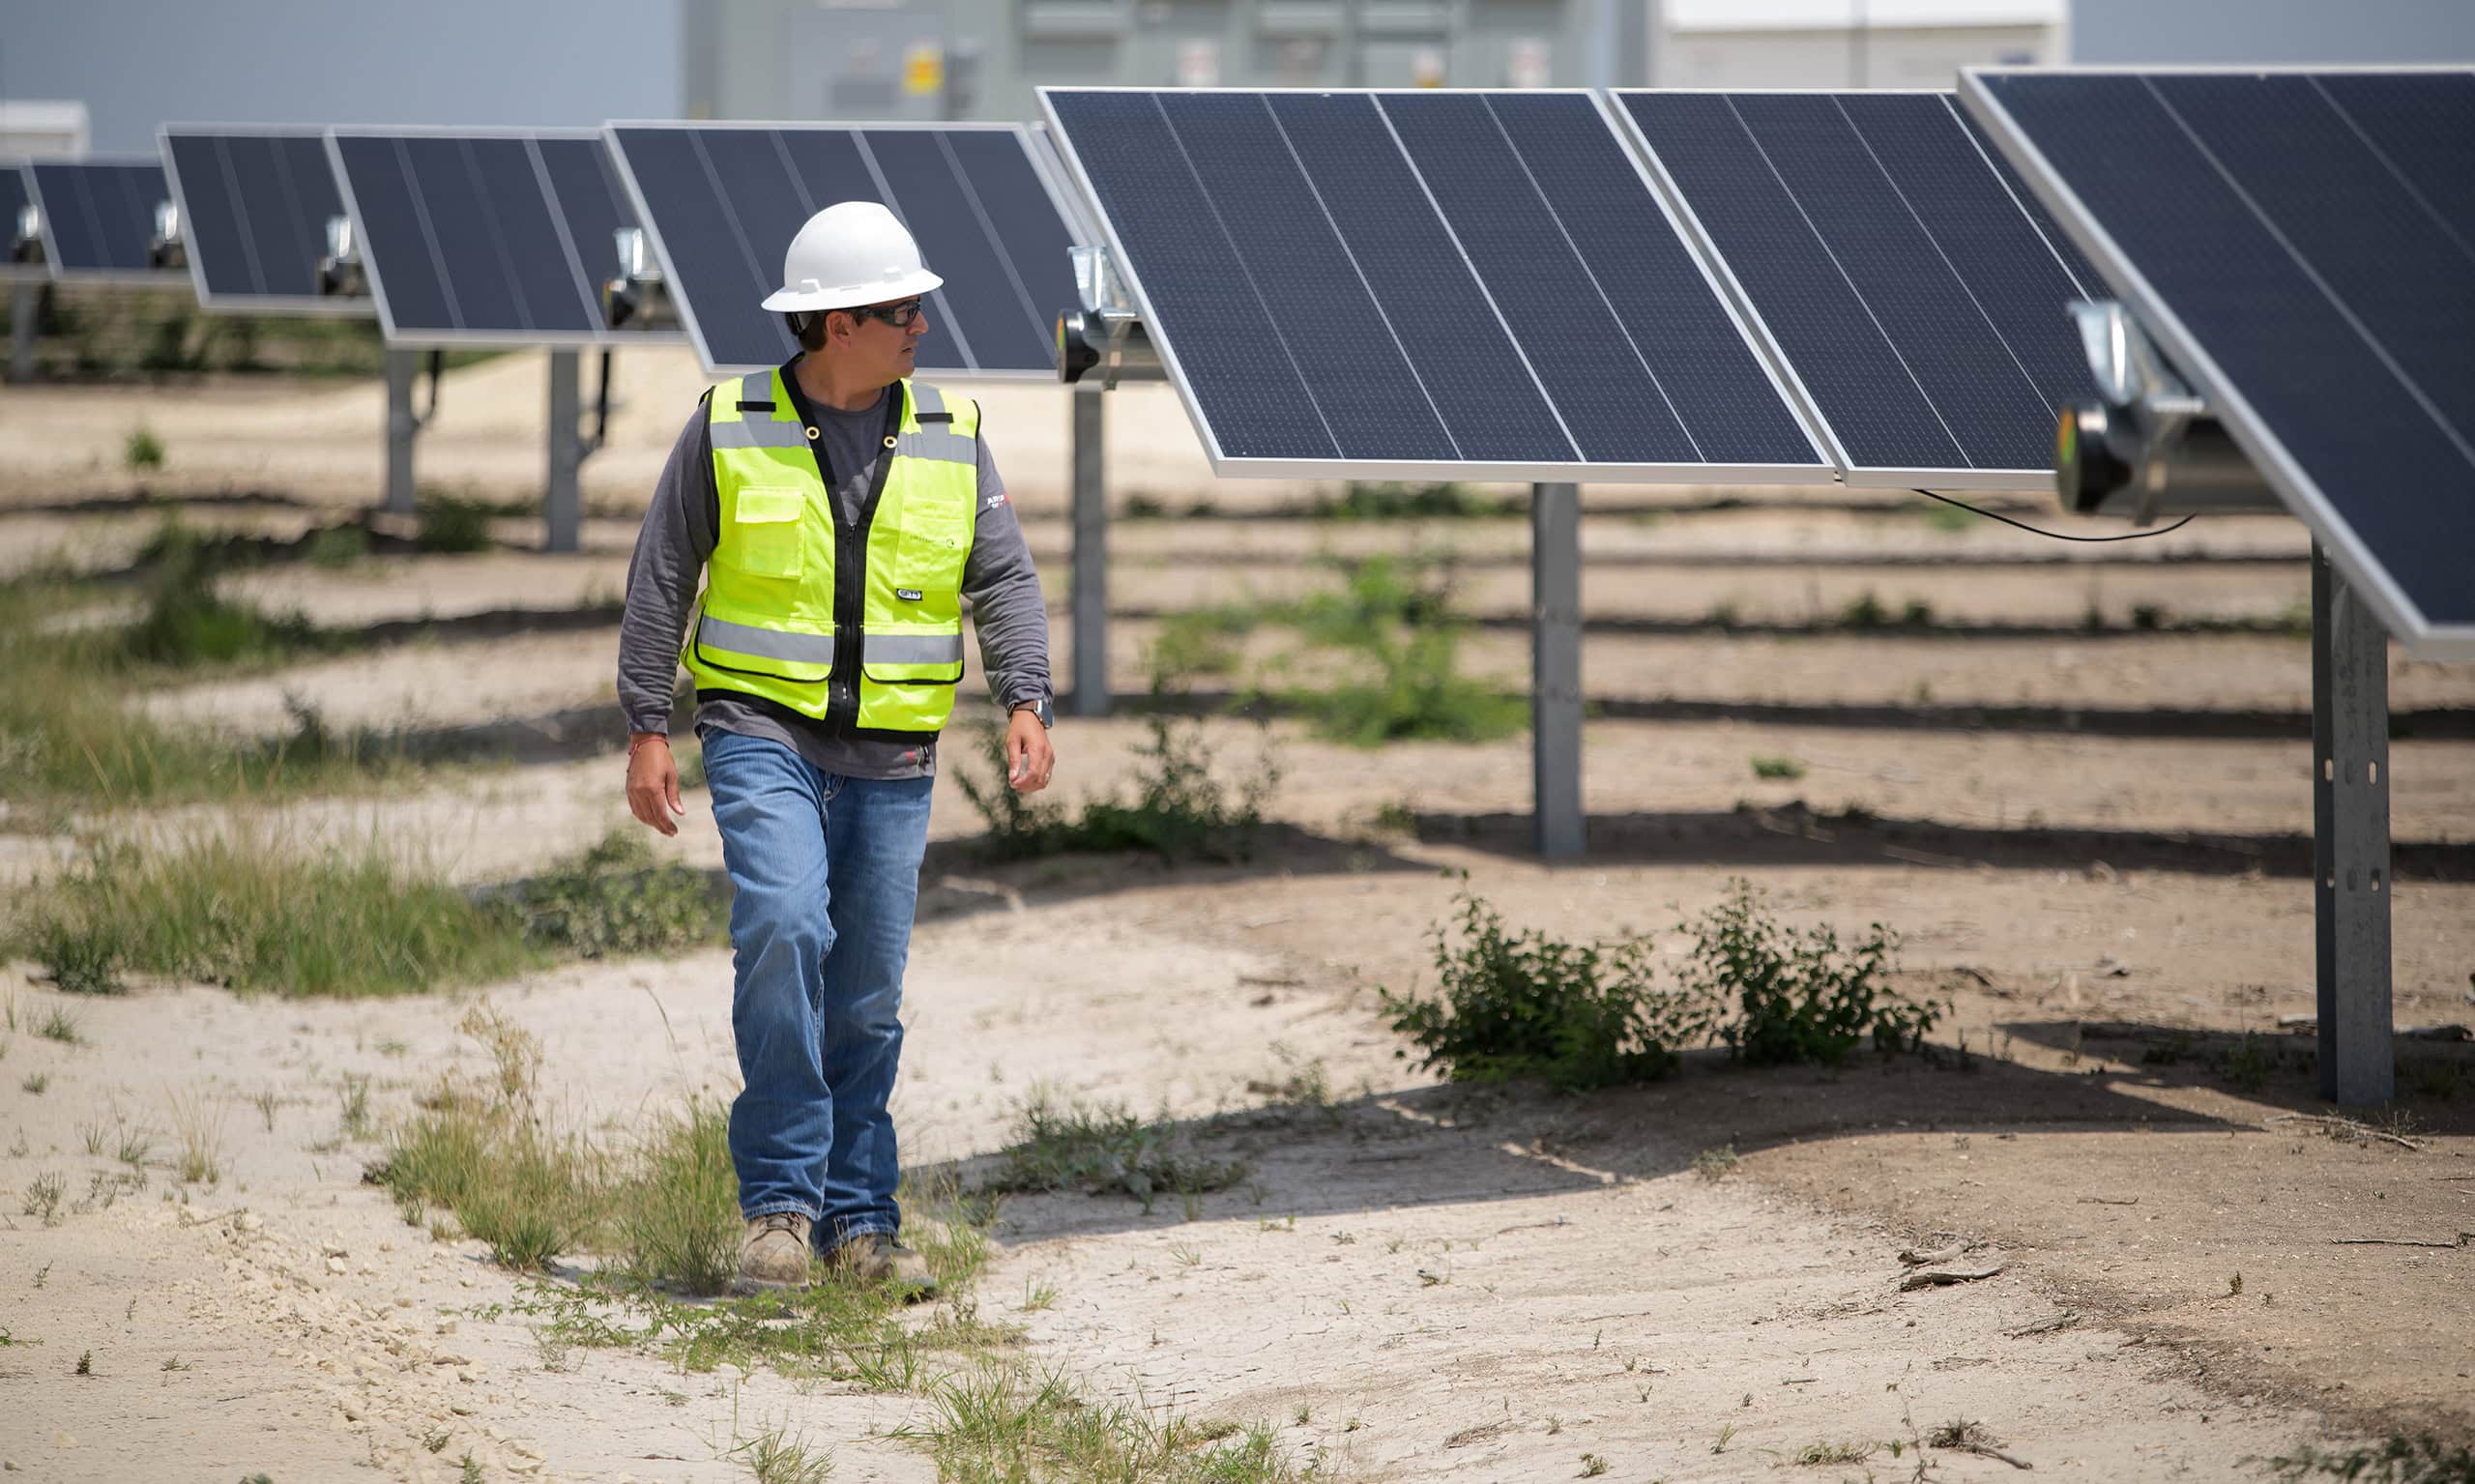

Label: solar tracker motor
[603,226,677,332]
[147,200,186,271]
[316,214,365,298]
[9,203,42,265]
[1054,306,1161,387]
[2058,300,2282,522]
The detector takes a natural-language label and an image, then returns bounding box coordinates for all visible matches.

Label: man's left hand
[1005,709,1055,793]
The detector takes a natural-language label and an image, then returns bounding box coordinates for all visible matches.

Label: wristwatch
[1011,697,1054,729]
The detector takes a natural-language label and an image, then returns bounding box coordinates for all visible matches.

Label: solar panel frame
[1961,64,2475,660]
[1036,86,1836,485]
[159,124,367,317]
[21,156,185,286]
[0,163,43,283]
[1610,87,2099,493]
[602,119,1092,381]
[325,125,684,350]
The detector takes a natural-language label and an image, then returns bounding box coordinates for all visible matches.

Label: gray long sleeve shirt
[617,367,1051,780]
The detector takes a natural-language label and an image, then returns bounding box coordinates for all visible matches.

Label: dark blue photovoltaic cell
[946,131,1082,359]
[538,137,633,314]
[1837,95,2096,416]
[1976,72,2475,630]
[335,133,628,337]
[1484,94,1815,467]
[611,126,1076,376]
[1383,93,1694,463]
[1143,93,1454,460]
[1624,94,1960,472]
[30,162,168,275]
[1262,93,1572,462]
[2314,73,2475,258]
[2155,75,2475,457]
[1625,91,2097,474]
[1955,108,2106,297]
[166,131,345,301]
[1051,88,1825,471]
[867,131,1050,371]
[334,137,451,329]
[1042,93,1336,456]
[609,127,790,368]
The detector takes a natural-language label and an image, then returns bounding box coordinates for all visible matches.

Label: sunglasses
[845,298,927,329]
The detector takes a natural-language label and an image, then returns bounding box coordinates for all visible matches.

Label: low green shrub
[982,1089,1249,1212]
[1674,883,1928,1066]
[513,829,725,960]
[1379,892,1712,1091]
[1281,554,1525,747]
[1381,879,1938,1090]
[954,714,1273,864]
[124,424,165,469]
[416,493,494,553]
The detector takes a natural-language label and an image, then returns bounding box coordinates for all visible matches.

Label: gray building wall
[1,0,685,155]
[2072,0,2475,62]
[684,0,1625,125]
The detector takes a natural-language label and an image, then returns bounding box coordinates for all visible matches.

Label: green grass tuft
[124,424,165,469]
[982,1089,1249,1213]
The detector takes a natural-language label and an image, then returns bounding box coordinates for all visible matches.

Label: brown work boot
[736,1212,814,1292]
[824,1232,939,1300]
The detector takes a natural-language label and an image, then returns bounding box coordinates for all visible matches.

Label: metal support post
[1068,385,1109,717]
[2313,543,2393,1107]
[1531,482,1585,860]
[383,348,419,516]
[544,349,583,554]
[9,282,37,383]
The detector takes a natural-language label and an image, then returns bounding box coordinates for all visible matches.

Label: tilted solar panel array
[605,123,1082,378]
[1616,90,2099,490]
[161,128,356,312]
[328,130,660,345]
[1964,68,2475,656]
[1039,87,1830,482]
[26,160,180,281]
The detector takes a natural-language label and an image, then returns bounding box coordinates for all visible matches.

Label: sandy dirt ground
[2,355,2470,1482]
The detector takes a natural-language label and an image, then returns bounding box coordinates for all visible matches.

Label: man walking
[617,200,1056,1293]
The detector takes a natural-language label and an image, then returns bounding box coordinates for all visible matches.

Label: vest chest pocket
[893,489,973,593]
[722,486,806,580]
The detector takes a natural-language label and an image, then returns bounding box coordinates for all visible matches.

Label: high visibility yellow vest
[683,370,980,739]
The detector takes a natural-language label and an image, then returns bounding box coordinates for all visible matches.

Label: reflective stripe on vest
[684,370,980,737]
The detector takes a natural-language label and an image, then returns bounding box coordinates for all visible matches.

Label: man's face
[831,296,929,385]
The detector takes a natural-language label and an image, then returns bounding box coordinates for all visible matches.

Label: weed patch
[1380,890,1712,1091]
[1383,880,1939,1089]
[1749,754,1806,781]
[955,715,1273,864]
[2257,1435,2475,1484]
[981,1089,1248,1213]
[1280,555,1525,747]
[416,493,494,553]
[124,424,165,469]
[1311,481,1517,520]
[510,829,726,960]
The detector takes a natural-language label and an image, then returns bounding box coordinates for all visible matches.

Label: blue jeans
[701,729,933,1246]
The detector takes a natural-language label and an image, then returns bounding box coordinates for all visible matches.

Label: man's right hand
[626,733,686,837]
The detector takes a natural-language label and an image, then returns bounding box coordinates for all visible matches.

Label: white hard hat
[760,201,943,312]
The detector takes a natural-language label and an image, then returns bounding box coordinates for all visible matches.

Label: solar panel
[327,129,670,346]
[1614,90,2100,490]
[604,122,1085,378]
[1963,68,2475,658]
[0,164,39,281]
[1038,88,1830,482]
[24,159,182,282]
[160,127,360,314]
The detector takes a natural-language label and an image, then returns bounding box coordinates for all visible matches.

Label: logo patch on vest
[895,587,924,602]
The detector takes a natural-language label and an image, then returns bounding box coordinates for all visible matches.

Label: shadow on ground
[1409,800,2475,883]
